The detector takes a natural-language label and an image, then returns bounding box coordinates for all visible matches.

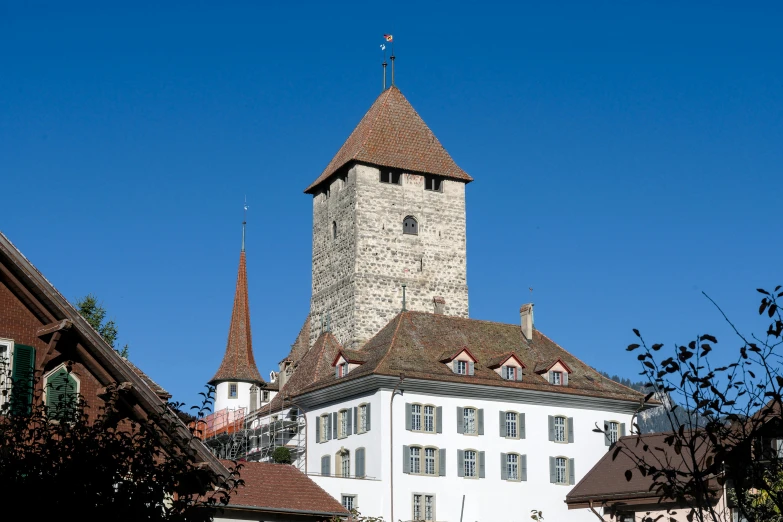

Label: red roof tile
[219,461,348,516]
[296,312,646,403]
[304,86,472,194]
[210,251,263,384]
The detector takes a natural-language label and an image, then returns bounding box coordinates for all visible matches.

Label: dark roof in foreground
[219,461,348,517]
[295,311,646,403]
[566,432,721,508]
[304,86,472,194]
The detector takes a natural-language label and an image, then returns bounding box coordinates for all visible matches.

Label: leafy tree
[601,287,783,522]
[76,293,130,358]
[272,446,292,464]
[0,368,241,521]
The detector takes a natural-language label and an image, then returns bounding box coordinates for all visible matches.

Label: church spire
[209,215,263,385]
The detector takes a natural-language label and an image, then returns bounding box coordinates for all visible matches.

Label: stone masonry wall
[309,162,469,348]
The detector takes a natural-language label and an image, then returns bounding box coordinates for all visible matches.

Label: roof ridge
[373,312,407,373]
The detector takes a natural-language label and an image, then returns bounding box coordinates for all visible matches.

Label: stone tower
[209,224,265,413]
[305,86,471,348]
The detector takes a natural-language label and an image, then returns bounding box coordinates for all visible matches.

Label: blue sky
[2,1,781,406]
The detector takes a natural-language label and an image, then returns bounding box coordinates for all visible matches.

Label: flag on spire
[384,34,393,42]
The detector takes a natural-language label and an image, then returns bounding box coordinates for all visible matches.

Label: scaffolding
[200,402,307,472]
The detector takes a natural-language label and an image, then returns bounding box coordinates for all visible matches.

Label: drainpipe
[389,373,406,522]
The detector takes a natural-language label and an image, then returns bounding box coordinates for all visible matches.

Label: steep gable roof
[296,311,645,403]
[0,231,228,477]
[209,250,263,385]
[304,86,472,194]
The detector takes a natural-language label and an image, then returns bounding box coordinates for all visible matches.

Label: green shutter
[46,366,77,420]
[11,344,35,415]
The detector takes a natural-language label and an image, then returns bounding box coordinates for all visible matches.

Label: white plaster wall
[213,381,255,414]
[309,388,635,522]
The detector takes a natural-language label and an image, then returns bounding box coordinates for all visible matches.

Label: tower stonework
[307,86,470,348]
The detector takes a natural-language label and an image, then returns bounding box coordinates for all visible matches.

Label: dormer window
[440,348,477,376]
[455,360,467,375]
[333,351,364,379]
[502,365,519,380]
[551,371,563,385]
[537,358,572,386]
[337,362,349,378]
[380,170,401,184]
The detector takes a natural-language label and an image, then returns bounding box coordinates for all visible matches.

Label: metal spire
[242,196,248,252]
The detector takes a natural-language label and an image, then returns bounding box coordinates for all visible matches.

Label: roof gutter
[217,504,348,518]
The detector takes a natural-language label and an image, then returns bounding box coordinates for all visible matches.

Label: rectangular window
[262,390,270,401]
[554,416,566,443]
[410,447,421,474]
[380,171,401,184]
[455,360,467,375]
[359,404,368,433]
[423,405,434,432]
[424,175,442,192]
[608,421,619,444]
[425,495,435,521]
[320,414,329,441]
[341,452,350,477]
[229,383,238,398]
[411,404,422,431]
[507,453,519,481]
[551,371,562,385]
[413,494,422,521]
[0,341,11,409]
[464,450,477,478]
[506,412,518,438]
[342,495,355,511]
[463,408,477,435]
[555,457,567,484]
[503,366,517,380]
[339,410,348,438]
[424,448,436,475]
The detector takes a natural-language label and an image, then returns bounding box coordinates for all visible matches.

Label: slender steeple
[209,215,263,385]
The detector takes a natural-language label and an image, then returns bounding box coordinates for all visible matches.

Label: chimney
[520,303,534,340]
[433,296,446,314]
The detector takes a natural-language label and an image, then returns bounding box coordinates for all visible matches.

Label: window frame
[336,448,351,478]
[463,449,478,478]
[358,403,369,434]
[455,360,467,375]
[262,390,270,402]
[423,447,438,476]
[554,456,568,485]
[505,411,519,439]
[338,409,349,439]
[554,415,567,443]
[341,494,357,512]
[506,452,520,481]
[411,403,422,432]
[410,403,437,434]
[463,407,478,435]
[42,363,81,421]
[319,413,329,442]
[412,493,436,522]
[608,421,619,445]
[0,338,13,409]
[409,445,422,474]
[551,371,562,385]
[228,382,238,398]
[403,215,419,235]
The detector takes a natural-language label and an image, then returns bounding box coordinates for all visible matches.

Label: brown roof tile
[123,358,171,400]
[566,432,721,506]
[296,311,646,403]
[219,461,348,516]
[279,316,311,365]
[210,251,263,385]
[304,86,472,194]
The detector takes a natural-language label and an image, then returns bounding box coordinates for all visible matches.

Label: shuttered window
[321,455,331,476]
[45,365,78,421]
[10,344,35,415]
[403,216,418,235]
[355,447,366,478]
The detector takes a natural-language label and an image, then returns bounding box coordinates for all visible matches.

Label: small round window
[403,216,418,235]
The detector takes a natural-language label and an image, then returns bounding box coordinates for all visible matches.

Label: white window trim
[505,411,520,439]
[357,402,369,434]
[411,402,437,434]
[0,338,14,409]
[336,448,350,478]
[554,456,569,485]
[463,406,478,436]
[341,494,357,512]
[455,360,467,375]
[506,452,521,482]
[608,420,620,444]
[412,492,436,522]
[319,414,329,443]
[554,415,567,444]
[410,445,440,476]
[338,409,349,439]
[42,363,81,407]
[463,449,478,479]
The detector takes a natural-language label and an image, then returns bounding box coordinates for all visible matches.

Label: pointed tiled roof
[209,251,264,385]
[304,86,473,193]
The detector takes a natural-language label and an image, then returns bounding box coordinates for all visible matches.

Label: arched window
[403,216,418,235]
[332,221,337,240]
